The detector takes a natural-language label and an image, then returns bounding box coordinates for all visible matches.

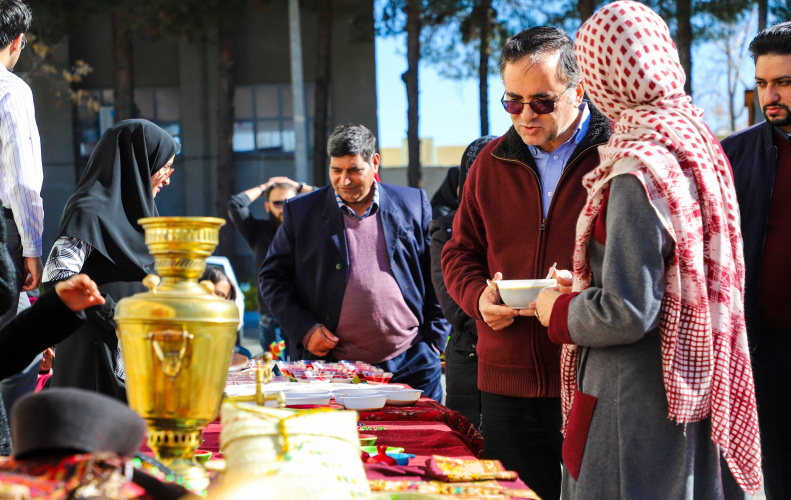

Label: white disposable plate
[370,384,408,392]
[342,394,387,411]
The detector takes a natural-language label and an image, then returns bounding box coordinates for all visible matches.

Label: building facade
[30,0,378,281]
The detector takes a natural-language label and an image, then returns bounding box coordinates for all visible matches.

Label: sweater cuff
[548,292,580,345]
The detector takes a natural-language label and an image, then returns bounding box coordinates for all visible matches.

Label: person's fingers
[553,269,573,286]
[493,271,503,281]
[22,274,34,291]
[320,327,339,343]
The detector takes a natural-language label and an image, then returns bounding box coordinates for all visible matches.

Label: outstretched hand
[54,274,105,312]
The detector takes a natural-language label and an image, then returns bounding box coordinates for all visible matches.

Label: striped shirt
[0,64,43,257]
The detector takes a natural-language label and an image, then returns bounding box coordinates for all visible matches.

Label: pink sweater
[331,213,419,363]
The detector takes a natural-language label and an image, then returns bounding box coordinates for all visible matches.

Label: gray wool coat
[560,174,745,500]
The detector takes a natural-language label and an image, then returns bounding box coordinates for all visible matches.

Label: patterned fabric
[568,1,760,493]
[43,236,92,282]
[368,479,540,499]
[0,453,140,499]
[358,398,484,458]
[425,456,517,482]
[335,181,380,219]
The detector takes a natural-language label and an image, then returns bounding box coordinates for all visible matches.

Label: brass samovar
[115,217,238,490]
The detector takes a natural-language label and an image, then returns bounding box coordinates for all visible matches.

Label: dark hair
[498,26,580,87]
[265,182,297,200]
[327,124,377,164]
[202,266,236,301]
[0,0,31,50]
[749,21,791,61]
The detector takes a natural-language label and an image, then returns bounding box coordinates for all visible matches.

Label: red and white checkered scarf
[567,1,761,493]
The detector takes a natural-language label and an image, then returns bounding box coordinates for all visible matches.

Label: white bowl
[384,389,422,406]
[334,389,381,406]
[284,392,332,405]
[494,279,557,309]
[368,384,407,392]
[341,394,387,411]
[328,385,383,394]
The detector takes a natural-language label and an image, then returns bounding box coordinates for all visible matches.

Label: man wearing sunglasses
[442,27,612,500]
[228,176,312,358]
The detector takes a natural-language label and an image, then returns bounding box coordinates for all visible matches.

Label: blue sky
[375,34,514,149]
[375,27,757,149]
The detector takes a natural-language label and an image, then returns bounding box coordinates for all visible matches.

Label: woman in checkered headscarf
[533,1,762,497]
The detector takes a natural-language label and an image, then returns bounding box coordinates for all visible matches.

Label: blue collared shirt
[335,181,380,219]
[528,102,591,218]
[775,126,791,143]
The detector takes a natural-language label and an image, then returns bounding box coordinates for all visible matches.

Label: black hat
[11,388,146,459]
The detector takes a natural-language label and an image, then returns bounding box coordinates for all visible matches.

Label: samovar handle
[147,329,193,379]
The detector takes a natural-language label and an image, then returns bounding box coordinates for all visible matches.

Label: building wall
[29,0,378,284]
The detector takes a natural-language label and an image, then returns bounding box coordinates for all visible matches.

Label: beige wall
[380,142,466,168]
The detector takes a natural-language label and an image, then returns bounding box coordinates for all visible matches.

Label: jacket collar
[319,184,403,264]
[492,100,612,170]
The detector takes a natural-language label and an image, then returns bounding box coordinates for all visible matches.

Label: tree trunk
[478,0,490,137]
[402,0,421,188]
[313,0,332,187]
[758,0,767,32]
[112,11,134,122]
[216,20,236,256]
[726,42,736,132]
[676,0,693,96]
[578,0,596,22]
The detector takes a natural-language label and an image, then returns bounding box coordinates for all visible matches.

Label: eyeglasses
[501,86,571,115]
[270,200,285,207]
[20,35,26,50]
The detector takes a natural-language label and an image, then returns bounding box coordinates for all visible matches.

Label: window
[76,87,182,162]
[233,83,316,154]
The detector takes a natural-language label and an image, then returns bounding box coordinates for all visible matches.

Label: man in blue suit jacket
[260,124,449,401]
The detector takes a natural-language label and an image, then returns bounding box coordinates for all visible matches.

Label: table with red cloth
[140,397,539,498]
[154,397,481,460]
[357,397,484,458]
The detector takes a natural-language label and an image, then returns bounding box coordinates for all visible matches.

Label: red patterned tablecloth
[358,397,484,458]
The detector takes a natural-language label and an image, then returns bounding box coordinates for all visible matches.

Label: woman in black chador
[42,119,180,401]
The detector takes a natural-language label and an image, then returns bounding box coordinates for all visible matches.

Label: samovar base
[163,458,211,492]
[147,428,210,492]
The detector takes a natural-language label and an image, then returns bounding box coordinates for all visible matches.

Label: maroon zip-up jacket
[442,105,611,398]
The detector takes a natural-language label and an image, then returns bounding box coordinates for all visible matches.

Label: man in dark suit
[260,124,449,401]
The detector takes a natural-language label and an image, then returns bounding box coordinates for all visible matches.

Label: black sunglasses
[271,200,285,207]
[501,86,571,115]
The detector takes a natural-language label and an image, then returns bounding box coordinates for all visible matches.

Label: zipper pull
[540,218,546,231]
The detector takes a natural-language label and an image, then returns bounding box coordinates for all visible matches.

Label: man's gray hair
[327,124,377,164]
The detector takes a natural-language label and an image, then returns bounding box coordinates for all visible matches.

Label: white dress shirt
[0,64,43,257]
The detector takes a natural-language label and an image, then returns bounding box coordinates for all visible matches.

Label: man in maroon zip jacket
[441,27,610,500]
